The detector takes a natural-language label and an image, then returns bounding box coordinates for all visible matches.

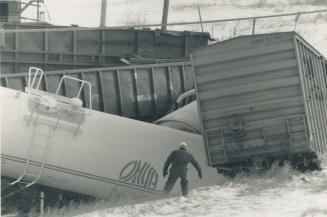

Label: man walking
[163,142,202,196]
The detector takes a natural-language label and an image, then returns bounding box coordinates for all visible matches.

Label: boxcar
[191,32,327,174]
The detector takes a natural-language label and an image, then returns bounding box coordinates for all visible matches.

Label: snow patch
[43,157,327,217]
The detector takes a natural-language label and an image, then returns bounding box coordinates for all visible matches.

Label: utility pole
[252,18,256,35]
[20,0,44,22]
[100,0,107,27]
[40,191,44,217]
[161,0,170,31]
[37,0,40,21]
[197,6,204,32]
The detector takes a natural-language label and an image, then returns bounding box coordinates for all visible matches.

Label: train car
[0,24,209,74]
[191,32,327,174]
[0,62,194,121]
[0,69,220,200]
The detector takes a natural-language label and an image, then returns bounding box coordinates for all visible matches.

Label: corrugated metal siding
[0,61,193,120]
[295,36,327,153]
[0,25,209,74]
[191,32,318,166]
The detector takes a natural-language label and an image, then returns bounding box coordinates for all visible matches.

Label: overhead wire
[2,9,326,32]
[49,1,322,18]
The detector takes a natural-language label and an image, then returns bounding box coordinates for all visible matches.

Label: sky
[21,0,327,27]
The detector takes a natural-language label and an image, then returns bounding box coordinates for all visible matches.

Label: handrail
[28,67,43,89]
[56,75,92,112]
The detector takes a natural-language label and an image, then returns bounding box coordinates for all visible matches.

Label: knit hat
[179,142,187,149]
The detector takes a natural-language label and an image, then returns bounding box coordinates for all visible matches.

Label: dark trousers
[163,170,188,196]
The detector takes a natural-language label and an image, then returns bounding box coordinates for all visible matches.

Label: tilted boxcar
[0,61,194,121]
[0,23,209,74]
[191,32,327,174]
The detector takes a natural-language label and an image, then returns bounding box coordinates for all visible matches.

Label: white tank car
[0,83,219,198]
[155,101,200,134]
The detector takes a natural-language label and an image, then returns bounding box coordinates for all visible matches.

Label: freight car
[191,32,327,175]
[0,23,209,74]
[0,61,194,121]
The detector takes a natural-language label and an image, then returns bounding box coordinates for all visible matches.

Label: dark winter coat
[163,148,202,178]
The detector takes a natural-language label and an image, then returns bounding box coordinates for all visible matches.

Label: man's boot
[181,179,188,196]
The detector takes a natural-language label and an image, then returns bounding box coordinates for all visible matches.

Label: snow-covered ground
[43,157,327,217]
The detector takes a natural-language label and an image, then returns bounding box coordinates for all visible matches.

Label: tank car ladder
[2,67,92,199]
[1,68,48,198]
[6,118,57,193]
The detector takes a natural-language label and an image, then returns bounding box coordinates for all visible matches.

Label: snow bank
[43,157,327,217]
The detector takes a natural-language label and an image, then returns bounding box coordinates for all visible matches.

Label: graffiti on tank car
[119,160,158,190]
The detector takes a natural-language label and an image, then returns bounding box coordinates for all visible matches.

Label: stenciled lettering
[119,160,158,190]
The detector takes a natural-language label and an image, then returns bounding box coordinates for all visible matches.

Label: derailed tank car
[191,32,327,175]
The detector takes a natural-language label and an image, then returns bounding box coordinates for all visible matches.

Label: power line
[88,4,302,18]
[1,9,326,33]
[155,9,327,26]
